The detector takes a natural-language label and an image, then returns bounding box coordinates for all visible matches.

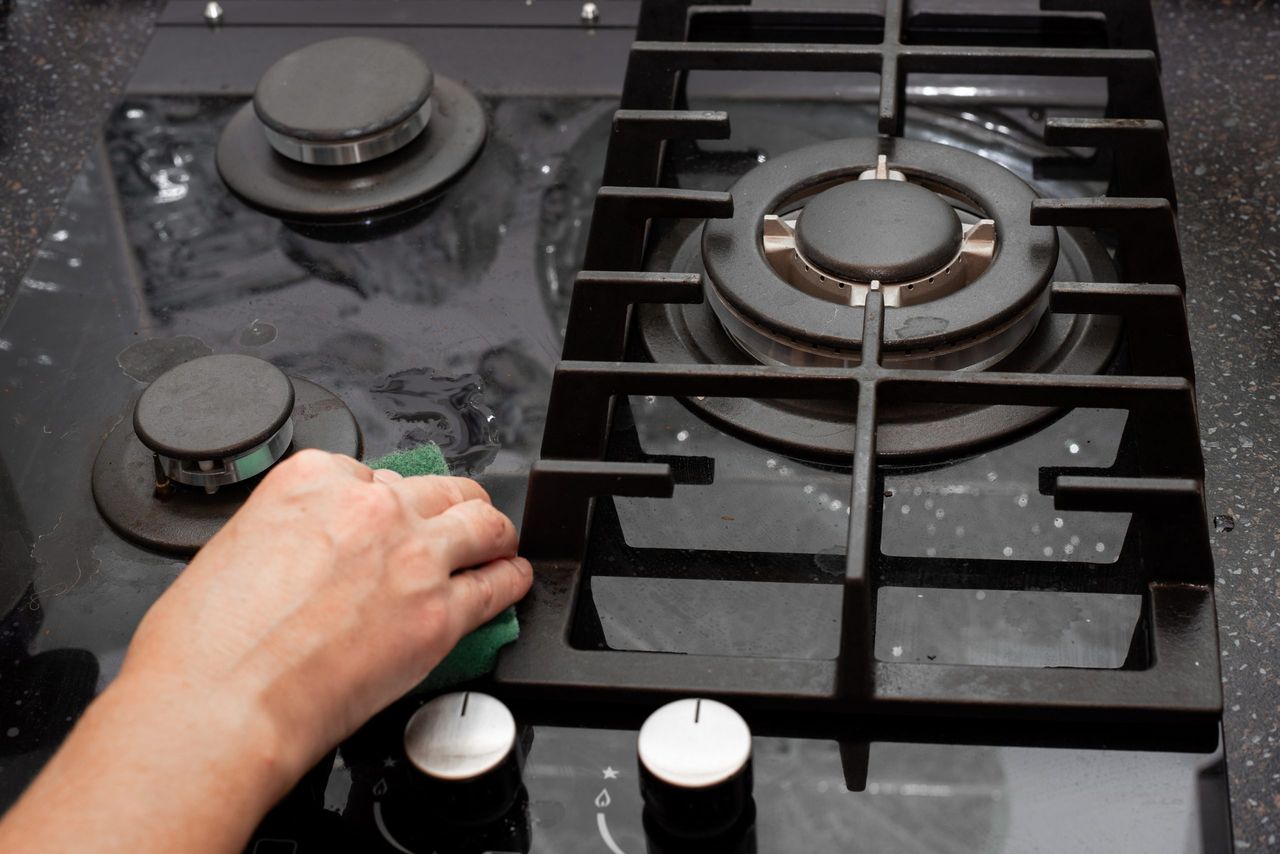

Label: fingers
[423,498,518,570]
[382,475,490,519]
[448,555,533,636]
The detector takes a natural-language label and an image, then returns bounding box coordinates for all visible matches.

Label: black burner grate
[498,0,1219,741]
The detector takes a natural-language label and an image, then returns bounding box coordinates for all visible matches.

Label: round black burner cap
[255,37,433,151]
[795,180,961,282]
[133,354,294,461]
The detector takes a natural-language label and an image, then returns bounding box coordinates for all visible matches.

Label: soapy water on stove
[107,97,519,314]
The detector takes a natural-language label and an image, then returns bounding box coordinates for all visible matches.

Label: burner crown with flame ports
[763,155,995,309]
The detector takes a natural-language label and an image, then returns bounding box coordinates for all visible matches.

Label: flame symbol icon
[595,788,611,809]
[373,778,388,797]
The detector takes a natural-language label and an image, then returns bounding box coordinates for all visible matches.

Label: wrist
[101,666,300,813]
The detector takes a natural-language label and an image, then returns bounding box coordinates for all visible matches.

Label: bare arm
[0,449,532,853]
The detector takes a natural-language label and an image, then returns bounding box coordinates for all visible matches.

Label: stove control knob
[402,692,522,825]
[637,698,753,837]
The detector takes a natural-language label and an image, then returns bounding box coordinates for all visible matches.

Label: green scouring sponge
[365,444,520,691]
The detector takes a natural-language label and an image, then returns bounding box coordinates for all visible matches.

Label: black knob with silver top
[402,691,523,825]
[638,698,754,838]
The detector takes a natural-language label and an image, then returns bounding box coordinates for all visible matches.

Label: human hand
[120,448,533,786]
[0,449,533,853]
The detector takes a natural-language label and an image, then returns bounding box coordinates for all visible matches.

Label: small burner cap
[134,354,294,461]
[795,180,961,282]
[254,36,434,165]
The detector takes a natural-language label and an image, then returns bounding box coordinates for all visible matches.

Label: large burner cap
[134,354,294,461]
[795,180,961,282]
[254,37,434,165]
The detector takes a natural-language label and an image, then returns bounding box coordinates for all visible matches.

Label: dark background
[0,0,1276,848]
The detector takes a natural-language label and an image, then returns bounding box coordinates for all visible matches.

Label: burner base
[638,224,1120,462]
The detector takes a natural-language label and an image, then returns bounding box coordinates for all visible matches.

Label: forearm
[0,671,291,854]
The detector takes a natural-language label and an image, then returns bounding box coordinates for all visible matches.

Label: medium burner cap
[254,37,434,166]
[134,354,294,461]
[795,180,961,282]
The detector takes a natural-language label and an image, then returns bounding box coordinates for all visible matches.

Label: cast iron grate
[497,0,1219,739]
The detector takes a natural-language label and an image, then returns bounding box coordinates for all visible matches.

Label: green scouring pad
[365,444,520,691]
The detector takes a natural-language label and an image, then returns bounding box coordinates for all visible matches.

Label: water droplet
[1002,546,1013,557]
[756,152,768,163]
[1067,441,1080,454]
[540,164,551,175]
[934,508,944,519]
[975,590,987,600]
[1095,542,1106,553]
[1042,546,1054,557]
[803,484,815,495]
[676,429,689,442]
[1016,493,1028,508]
[5,727,17,738]
[1213,514,1236,533]
[1053,517,1064,528]
[67,258,82,268]
[766,458,777,469]
[954,525,965,537]
[900,505,911,515]
[829,500,843,511]
[51,229,69,242]
[891,645,904,657]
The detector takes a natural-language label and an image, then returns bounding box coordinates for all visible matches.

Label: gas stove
[0,1,1231,852]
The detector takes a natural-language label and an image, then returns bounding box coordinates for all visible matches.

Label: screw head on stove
[638,698,754,838]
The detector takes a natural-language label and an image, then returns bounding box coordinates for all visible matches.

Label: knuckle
[471,501,514,545]
[347,483,401,523]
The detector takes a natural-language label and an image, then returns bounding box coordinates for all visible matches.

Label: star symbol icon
[602,766,620,780]
[383,758,398,768]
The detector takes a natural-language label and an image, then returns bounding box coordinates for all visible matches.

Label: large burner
[638,136,1122,461]
[701,138,1051,372]
[217,37,486,223]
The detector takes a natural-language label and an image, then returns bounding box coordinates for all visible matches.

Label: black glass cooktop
[0,0,1229,842]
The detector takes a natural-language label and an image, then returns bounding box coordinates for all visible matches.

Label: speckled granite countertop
[0,0,1276,848]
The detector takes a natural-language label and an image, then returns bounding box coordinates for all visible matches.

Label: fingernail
[514,556,533,575]
[372,468,404,483]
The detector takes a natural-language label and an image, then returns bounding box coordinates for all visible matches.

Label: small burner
[93,354,361,553]
[795,178,961,283]
[217,37,486,223]
[133,354,295,494]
